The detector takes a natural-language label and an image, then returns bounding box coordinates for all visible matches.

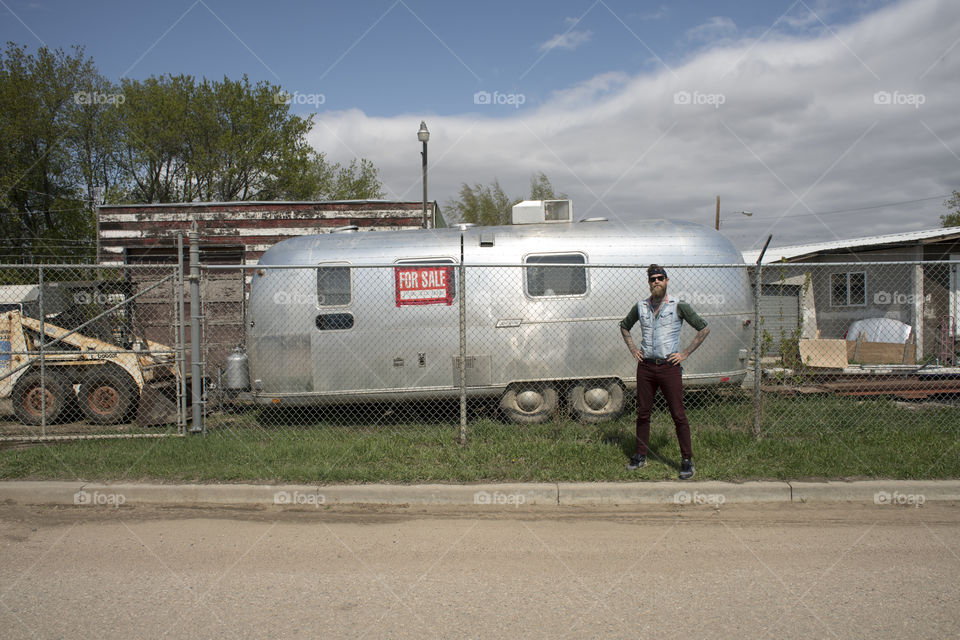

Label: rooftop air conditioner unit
[510,199,573,225]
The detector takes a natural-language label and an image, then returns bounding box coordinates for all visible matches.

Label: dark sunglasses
[648,275,666,283]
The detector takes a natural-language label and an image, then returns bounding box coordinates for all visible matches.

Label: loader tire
[78,364,138,425]
[12,370,72,425]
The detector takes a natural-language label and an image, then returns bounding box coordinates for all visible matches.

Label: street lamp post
[718,210,753,228]
[418,121,430,228]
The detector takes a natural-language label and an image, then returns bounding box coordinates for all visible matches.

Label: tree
[529,172,567,200]
[447,179,515,226]
[0,43,105,262]
[0,43,387,261]
[113,74,383,203]
[446,173,566,225]
[942,191,960,227]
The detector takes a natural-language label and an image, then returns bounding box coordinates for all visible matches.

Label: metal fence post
[38,265,46,437]
[189,223,203,434]
[458,235,467,445]
[752,235,772,439]
[177,233,188,435]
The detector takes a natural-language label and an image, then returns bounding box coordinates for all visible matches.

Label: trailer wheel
[499,383,558,424]
[567,379,625,423]
[12,370,72,425]
[78,364,138,424]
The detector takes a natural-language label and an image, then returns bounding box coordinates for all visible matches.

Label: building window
[524,253,587,297]
[831,271,865,306]
[317,265,351,306]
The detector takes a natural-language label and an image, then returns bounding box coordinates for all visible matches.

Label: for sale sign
[394,266,454,306]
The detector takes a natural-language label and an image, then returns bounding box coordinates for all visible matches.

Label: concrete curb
[2,480,960,507]
[558,481,791,505]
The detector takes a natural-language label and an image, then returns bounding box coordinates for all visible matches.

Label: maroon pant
[635,361,693,458]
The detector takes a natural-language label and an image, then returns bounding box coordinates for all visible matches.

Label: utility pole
[715,196,720,231]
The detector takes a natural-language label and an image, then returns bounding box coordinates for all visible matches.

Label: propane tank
[224,347,250,391]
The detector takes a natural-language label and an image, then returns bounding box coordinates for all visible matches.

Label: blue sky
[3,0,959,250]
[2,1,886,116]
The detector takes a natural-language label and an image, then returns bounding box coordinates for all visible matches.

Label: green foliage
[0,43,386,262]
[529,171,566,200]
[446,172,566,225]
[0,43,102,262]
[447,179,514,225]
[942,191,960,227]
[113,74,383,203]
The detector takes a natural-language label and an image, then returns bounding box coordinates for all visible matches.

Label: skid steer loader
[0,308,181,426]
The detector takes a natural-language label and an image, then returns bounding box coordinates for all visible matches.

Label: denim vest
[637,296,684,359]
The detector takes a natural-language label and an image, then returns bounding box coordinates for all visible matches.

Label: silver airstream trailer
[243,201,752,423]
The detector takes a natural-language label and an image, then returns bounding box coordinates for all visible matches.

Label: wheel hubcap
[584,387,610,411]
[515,390,543,412]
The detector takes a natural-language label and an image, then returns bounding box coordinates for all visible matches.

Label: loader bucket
[135,385,180,427]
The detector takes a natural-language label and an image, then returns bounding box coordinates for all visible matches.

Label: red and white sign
[394,266,454,306]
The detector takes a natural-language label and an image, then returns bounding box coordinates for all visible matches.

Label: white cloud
[539,29,592,52]
[685,16,738,44]
[309,0,960,251]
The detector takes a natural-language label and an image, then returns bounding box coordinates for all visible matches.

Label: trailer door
[311,263,359,393]
[390,259,461,392]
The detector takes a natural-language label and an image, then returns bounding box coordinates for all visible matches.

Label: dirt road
[1,501,958,639]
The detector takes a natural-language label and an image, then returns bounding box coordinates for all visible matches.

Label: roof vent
[331,225,359,233]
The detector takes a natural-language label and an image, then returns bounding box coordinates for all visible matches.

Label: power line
[726,194,951,222]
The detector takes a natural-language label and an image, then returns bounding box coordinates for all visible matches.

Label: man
[619,265,710,479]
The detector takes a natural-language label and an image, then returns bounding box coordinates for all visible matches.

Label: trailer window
[317,266,351,306]
[524,254,587,297]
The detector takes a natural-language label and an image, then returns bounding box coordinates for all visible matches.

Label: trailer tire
[499,383,558,424]
[78,364,138,424]
[12,370,72,425]
[567,379,625,423]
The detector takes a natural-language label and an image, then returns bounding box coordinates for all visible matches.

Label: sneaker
[626,454,646,470]
[679,457,695,480]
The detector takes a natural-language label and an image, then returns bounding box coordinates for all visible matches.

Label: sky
[2,0,959,251]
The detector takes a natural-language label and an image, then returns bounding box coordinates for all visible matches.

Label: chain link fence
[0,264,186,440]
[751,260,959,442]
[2,260,958,446]
[199,260,959,442]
